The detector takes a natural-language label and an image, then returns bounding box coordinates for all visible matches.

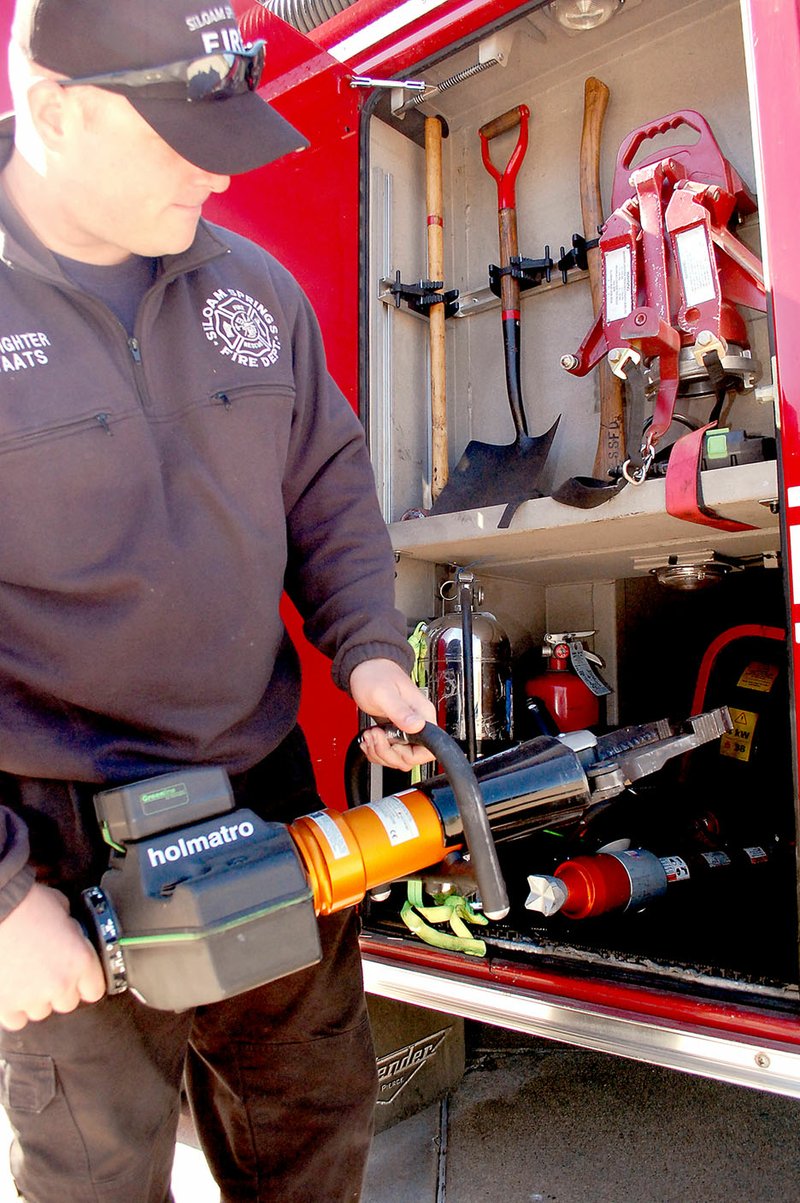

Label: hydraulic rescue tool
[560,110,767,528]
[81,708,731,1011]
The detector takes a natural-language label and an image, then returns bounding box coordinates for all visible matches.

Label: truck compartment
[359,0,798,1004]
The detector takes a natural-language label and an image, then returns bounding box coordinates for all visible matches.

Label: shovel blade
[430,417,560,517]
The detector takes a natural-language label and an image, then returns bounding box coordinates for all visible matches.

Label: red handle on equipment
[479,104,530,211]
[611,109,754,212]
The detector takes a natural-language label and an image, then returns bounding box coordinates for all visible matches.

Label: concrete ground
[2,1023,800,1201]
[363,1025,800,1203]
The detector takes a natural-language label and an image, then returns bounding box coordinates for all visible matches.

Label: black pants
[0,731,378,1203]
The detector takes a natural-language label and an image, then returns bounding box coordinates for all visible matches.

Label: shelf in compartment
[389,460,780,585]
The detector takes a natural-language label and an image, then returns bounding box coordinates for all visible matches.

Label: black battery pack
[84,809,321,1011]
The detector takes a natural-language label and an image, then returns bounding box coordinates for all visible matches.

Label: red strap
[664,423,756,531]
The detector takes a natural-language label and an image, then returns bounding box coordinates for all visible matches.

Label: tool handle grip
[479,104,528,142]
[616,109,714,172]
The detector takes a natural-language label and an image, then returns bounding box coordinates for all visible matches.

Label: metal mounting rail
[361,945,800,1099]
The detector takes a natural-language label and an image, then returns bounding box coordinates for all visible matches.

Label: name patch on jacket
[202,289,282,368]
[0,331,50,372]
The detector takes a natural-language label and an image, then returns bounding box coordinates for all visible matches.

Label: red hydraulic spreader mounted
[561,111,767,528]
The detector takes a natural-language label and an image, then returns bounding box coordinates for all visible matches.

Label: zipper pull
[128,337,142,364]
[95,413,112,436]
[213,391,232,410]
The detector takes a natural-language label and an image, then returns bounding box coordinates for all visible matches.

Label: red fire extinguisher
[525,631,611,733]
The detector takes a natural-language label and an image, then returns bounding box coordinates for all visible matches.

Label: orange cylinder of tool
[289,788,449,916]
[555,853,632,919]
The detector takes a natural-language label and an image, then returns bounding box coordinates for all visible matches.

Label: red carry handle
[611,109,756,214]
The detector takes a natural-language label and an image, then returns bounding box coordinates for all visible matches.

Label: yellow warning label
[720,708,758,762]
[737,661,779,693]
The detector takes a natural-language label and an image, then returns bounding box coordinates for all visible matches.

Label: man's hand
[350,658,437,772]
[0,882,107,1031]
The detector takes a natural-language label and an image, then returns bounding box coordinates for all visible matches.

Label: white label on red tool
[659,855,690,883]
[675,224,716,306]
[366,796,419,846]
[604,246,633,322]
[743,846,769,864]
[701,850,732,870]
[307,811,350,860]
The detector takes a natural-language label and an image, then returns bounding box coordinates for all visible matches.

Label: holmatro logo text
[147,821,255,868]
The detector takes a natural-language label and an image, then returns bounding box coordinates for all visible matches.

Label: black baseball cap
[5,0,309,174]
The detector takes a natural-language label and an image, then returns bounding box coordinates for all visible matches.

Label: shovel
[431,105,559,526]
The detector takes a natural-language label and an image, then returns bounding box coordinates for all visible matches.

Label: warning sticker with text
[365,796,420,846]
[720,709,758,762]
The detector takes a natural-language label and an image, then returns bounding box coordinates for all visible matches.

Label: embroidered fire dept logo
[202,288,281,368]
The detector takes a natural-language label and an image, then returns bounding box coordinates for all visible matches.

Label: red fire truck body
[4,0,800,1097]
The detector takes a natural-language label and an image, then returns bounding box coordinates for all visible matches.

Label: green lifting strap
[401,880,488,956]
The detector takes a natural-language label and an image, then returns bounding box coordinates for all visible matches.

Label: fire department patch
[201,288,281,368]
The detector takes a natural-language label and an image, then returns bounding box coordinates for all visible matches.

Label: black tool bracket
[557,232,600,282]
[488,248,553,298]
[390,271,460,318]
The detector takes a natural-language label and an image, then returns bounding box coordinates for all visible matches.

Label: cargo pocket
[0,1051,93,1197]
[0,1052,56,1114]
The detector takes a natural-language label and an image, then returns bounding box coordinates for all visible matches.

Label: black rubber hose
[343,732,371,808]
[381,721,509,920]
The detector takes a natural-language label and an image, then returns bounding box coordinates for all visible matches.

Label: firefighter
[0,1,435,1199]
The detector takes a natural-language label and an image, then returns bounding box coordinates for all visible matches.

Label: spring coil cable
[243,0,358,37]
[408,58,500,106]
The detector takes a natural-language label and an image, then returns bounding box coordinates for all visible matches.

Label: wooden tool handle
[579,77,609,316]
[498,207,520,312]
[580,76,626,478]
[479,105,526,141]
[426,115,448,501]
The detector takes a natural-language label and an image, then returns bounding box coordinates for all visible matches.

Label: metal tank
[422,569,514,760]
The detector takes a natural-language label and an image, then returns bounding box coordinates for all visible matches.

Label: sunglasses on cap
[58,40,266,103]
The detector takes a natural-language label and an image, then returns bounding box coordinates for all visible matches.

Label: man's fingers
[0,999,53,1029]
[23,1000,54,1023]
[77,953,108,1004]
[0,1009,30,1032]
[50,988,82,1015]
[391,709,427,733]
[359,726,435,770]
